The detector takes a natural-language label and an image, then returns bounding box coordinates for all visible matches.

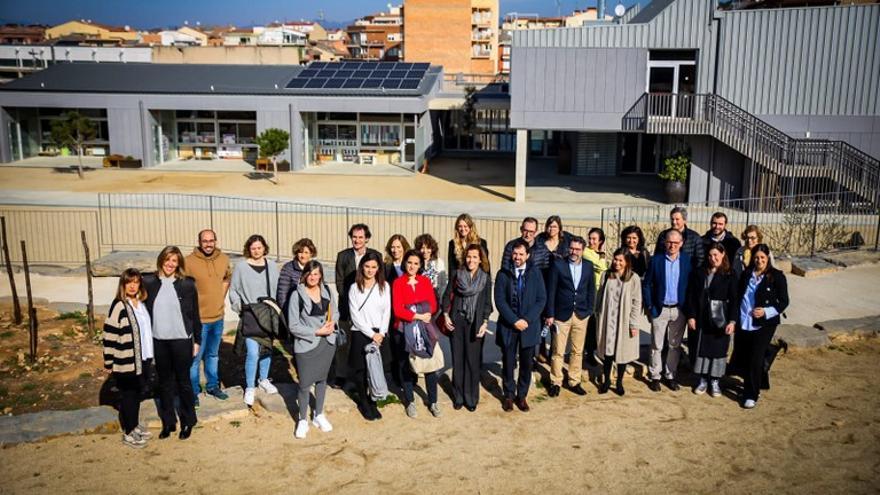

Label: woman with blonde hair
[448,213,488,273]
[103,268,154,448]
[143,246,201,440]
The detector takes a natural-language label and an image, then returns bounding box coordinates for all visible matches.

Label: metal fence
[601,192,880,257]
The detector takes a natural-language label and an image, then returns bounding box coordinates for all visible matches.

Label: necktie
[516,269,524,312]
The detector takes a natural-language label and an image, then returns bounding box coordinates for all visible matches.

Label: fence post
[874,211,880,252]
[810,195,819,257]
[275,201,281,262]
[21,240,37,363]
[209,195,214,230]
[1,217,22,325]
[162,193,168,245]
[81,231,96,338]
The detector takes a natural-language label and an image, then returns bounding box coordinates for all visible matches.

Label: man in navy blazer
[642,229,692,392]
[544,236,595,397]
[495,239,547,412]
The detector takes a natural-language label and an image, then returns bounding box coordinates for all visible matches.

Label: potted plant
[659,153,689,204]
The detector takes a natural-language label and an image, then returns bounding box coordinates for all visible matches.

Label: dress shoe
[502,398,514,412]
[648,380,662,392]
[465,405,477,412]
[664,378,681,391]
[568,384,588,396]
[158,426,176,439]
[598,380,611,394]
[453,402,463,410]
[615,381,625,396]
[178,425,193,440]
[371,405,383,420]
[548,384,561,397]
[515,398,530,412]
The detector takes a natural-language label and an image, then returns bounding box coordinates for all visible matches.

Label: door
[7,120,23,161]
[648,66,675,116]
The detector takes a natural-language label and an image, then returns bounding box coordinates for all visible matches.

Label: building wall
[404,0,498,75]
[151,46,303,64]
[510,47,646,130]
[687,135,746,202]
[45,21,138,41]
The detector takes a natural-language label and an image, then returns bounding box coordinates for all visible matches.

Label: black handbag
[709,300,727,329]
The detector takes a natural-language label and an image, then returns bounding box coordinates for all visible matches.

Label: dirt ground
[2,334,878,494]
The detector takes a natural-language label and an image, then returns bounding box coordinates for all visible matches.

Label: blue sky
[0,0,638,29]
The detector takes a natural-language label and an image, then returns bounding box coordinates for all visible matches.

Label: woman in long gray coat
[595,248,642,396]
[288,260,339,440]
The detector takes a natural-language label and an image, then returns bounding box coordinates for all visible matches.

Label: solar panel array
[286,61,430,91]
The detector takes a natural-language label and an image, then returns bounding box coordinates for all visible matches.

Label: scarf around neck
[454,267,488,323]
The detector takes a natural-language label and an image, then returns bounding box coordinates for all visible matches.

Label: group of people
[102,207,789,448]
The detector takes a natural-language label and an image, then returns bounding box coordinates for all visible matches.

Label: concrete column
[0,108,12,163]
[515,129,528,202]
[289,105,305,171]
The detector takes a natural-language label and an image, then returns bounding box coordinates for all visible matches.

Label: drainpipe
[598,0,606,19]
[711,0,721,95]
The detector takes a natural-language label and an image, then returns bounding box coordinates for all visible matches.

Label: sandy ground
[1,338,879,494]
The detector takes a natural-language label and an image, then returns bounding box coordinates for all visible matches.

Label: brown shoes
[502,398,514,412]
[515,398,530,412]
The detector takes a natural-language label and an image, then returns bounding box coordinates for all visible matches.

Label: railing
[600,191,880,258]
[622,93,880,206]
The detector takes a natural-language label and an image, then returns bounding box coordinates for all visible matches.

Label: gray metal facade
[510,0,880,158]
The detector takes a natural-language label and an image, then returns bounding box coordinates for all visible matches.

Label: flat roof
[0,62,441,97]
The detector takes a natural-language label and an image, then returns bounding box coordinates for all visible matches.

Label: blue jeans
[244,337,271,389]
[190,319,224,396]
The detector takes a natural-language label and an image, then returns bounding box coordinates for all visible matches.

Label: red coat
[392,275,437,330]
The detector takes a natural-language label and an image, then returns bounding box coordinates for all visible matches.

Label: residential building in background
[404,0,499,76]
[287,21,328,41]
[44,19,139,42]
[498,13,563,75]
[0,25,46,45]
[346,5,403,60]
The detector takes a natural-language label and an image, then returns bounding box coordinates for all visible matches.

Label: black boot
[599,359,612,394]
[615,364,626,396]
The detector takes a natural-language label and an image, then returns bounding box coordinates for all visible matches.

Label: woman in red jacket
[392,249,440,419]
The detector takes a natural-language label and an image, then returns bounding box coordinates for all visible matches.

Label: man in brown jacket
[186,229,232,405]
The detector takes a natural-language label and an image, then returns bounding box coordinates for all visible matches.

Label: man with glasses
[655,207,705,269]
[185,229,232,405]
[702,212,741,266]
[501,217,550,272]
[643,229,692,392]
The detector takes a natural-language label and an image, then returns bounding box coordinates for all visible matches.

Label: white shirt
[348,281,391,338]
[128,298,154,360]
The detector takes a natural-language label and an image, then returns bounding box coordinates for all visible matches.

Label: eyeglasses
[521,229,536,235]
[665,241,682,245]
[745,236,758,241]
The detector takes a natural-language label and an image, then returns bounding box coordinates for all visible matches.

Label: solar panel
[405,70,423,79]
[390,70,408,78]
[395,63,413,71]
[323,78,346,89]
[309,62,328,70]
[318,69,337,78]
[371,70,390,79]
[305,78,327,88]
[399,79,421,90]
[411,63,429,70]
[359,62,379,69]
[342,79,364,89]
[335,70,354,78]
[354,70,372,78]
[361,78,383,89]
[341,62,361,70]
[286,78,308,88]
[299,69,321,78]
[383,79,403,89]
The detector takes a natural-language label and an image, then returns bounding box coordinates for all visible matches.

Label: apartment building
[404,0,499,76]
[45,20,139,42]
[345,6,403,61]
[0,25,46,45]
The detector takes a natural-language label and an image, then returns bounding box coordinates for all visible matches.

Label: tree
[461,85,478,171]
[254,128,291,184]
[50,111,97,179]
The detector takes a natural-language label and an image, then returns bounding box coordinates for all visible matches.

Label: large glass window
[361,124,400,147]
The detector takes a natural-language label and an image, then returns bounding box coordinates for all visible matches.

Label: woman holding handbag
[392,249,441,419]
[442,243,493,411]
[685,243,738,398]
[103,268,155,448]
[229,234,280,407]
[348,251,392,421]
[288,260,340,438]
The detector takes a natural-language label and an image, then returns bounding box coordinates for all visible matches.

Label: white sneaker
[258,379,278,394]
[709,379,722,398]
[743,399,757,409]
[244,387,255,406]
[694,378,708,395]
[133,424,152,439]
[295,419,309,439]
[122,432,147,449]
[312,413,333,432]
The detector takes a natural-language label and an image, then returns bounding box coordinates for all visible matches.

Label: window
[360,124,400,147]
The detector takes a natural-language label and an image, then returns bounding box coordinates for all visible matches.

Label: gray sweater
[229,259,279,313]
[152,276,188,340]
[288,283,340,354]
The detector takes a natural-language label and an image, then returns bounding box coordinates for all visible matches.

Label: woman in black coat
[441,243,493,411]
[620,225,650,278]
[732,244,789,409]
[143,246,201,440]
[685,243,737,398]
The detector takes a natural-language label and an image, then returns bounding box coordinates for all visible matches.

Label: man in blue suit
[643,229,692,392]
[495,239,547,412]
[545,236,595,397]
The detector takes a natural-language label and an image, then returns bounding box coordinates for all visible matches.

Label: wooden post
[21,240,37,362]
[81,231,95,337]
[1,217,22,325]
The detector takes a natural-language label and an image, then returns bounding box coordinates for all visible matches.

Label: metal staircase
[622,92,880,207]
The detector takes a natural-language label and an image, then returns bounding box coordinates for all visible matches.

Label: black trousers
[735,325,777,402]
[115,369,145,434]
[501,336,535,400]
[450,313,484,408]
[154,338,197,429]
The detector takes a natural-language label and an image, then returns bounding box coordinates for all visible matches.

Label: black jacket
[335,247,382,321]
[702,230,742,266]
[442,269,494,332]
[736,267,790,328]
[685,269,738,331]
[546,257,595,321]
[494,265,547,349]
[655,227,705,269]
[502,237,551,272]
[143,273,202,345]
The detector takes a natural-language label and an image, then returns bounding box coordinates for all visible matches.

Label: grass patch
[21,382,37,392]
[533,394,548,403]
[377,394,401,408]
[0,330,14,339]
[0,386,8,397]
[57,311,90,326]
[229,420,241,428]
[534,380,544,389]
[78,372,92,379]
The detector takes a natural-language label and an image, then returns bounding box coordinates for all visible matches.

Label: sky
[0,0,637,29]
